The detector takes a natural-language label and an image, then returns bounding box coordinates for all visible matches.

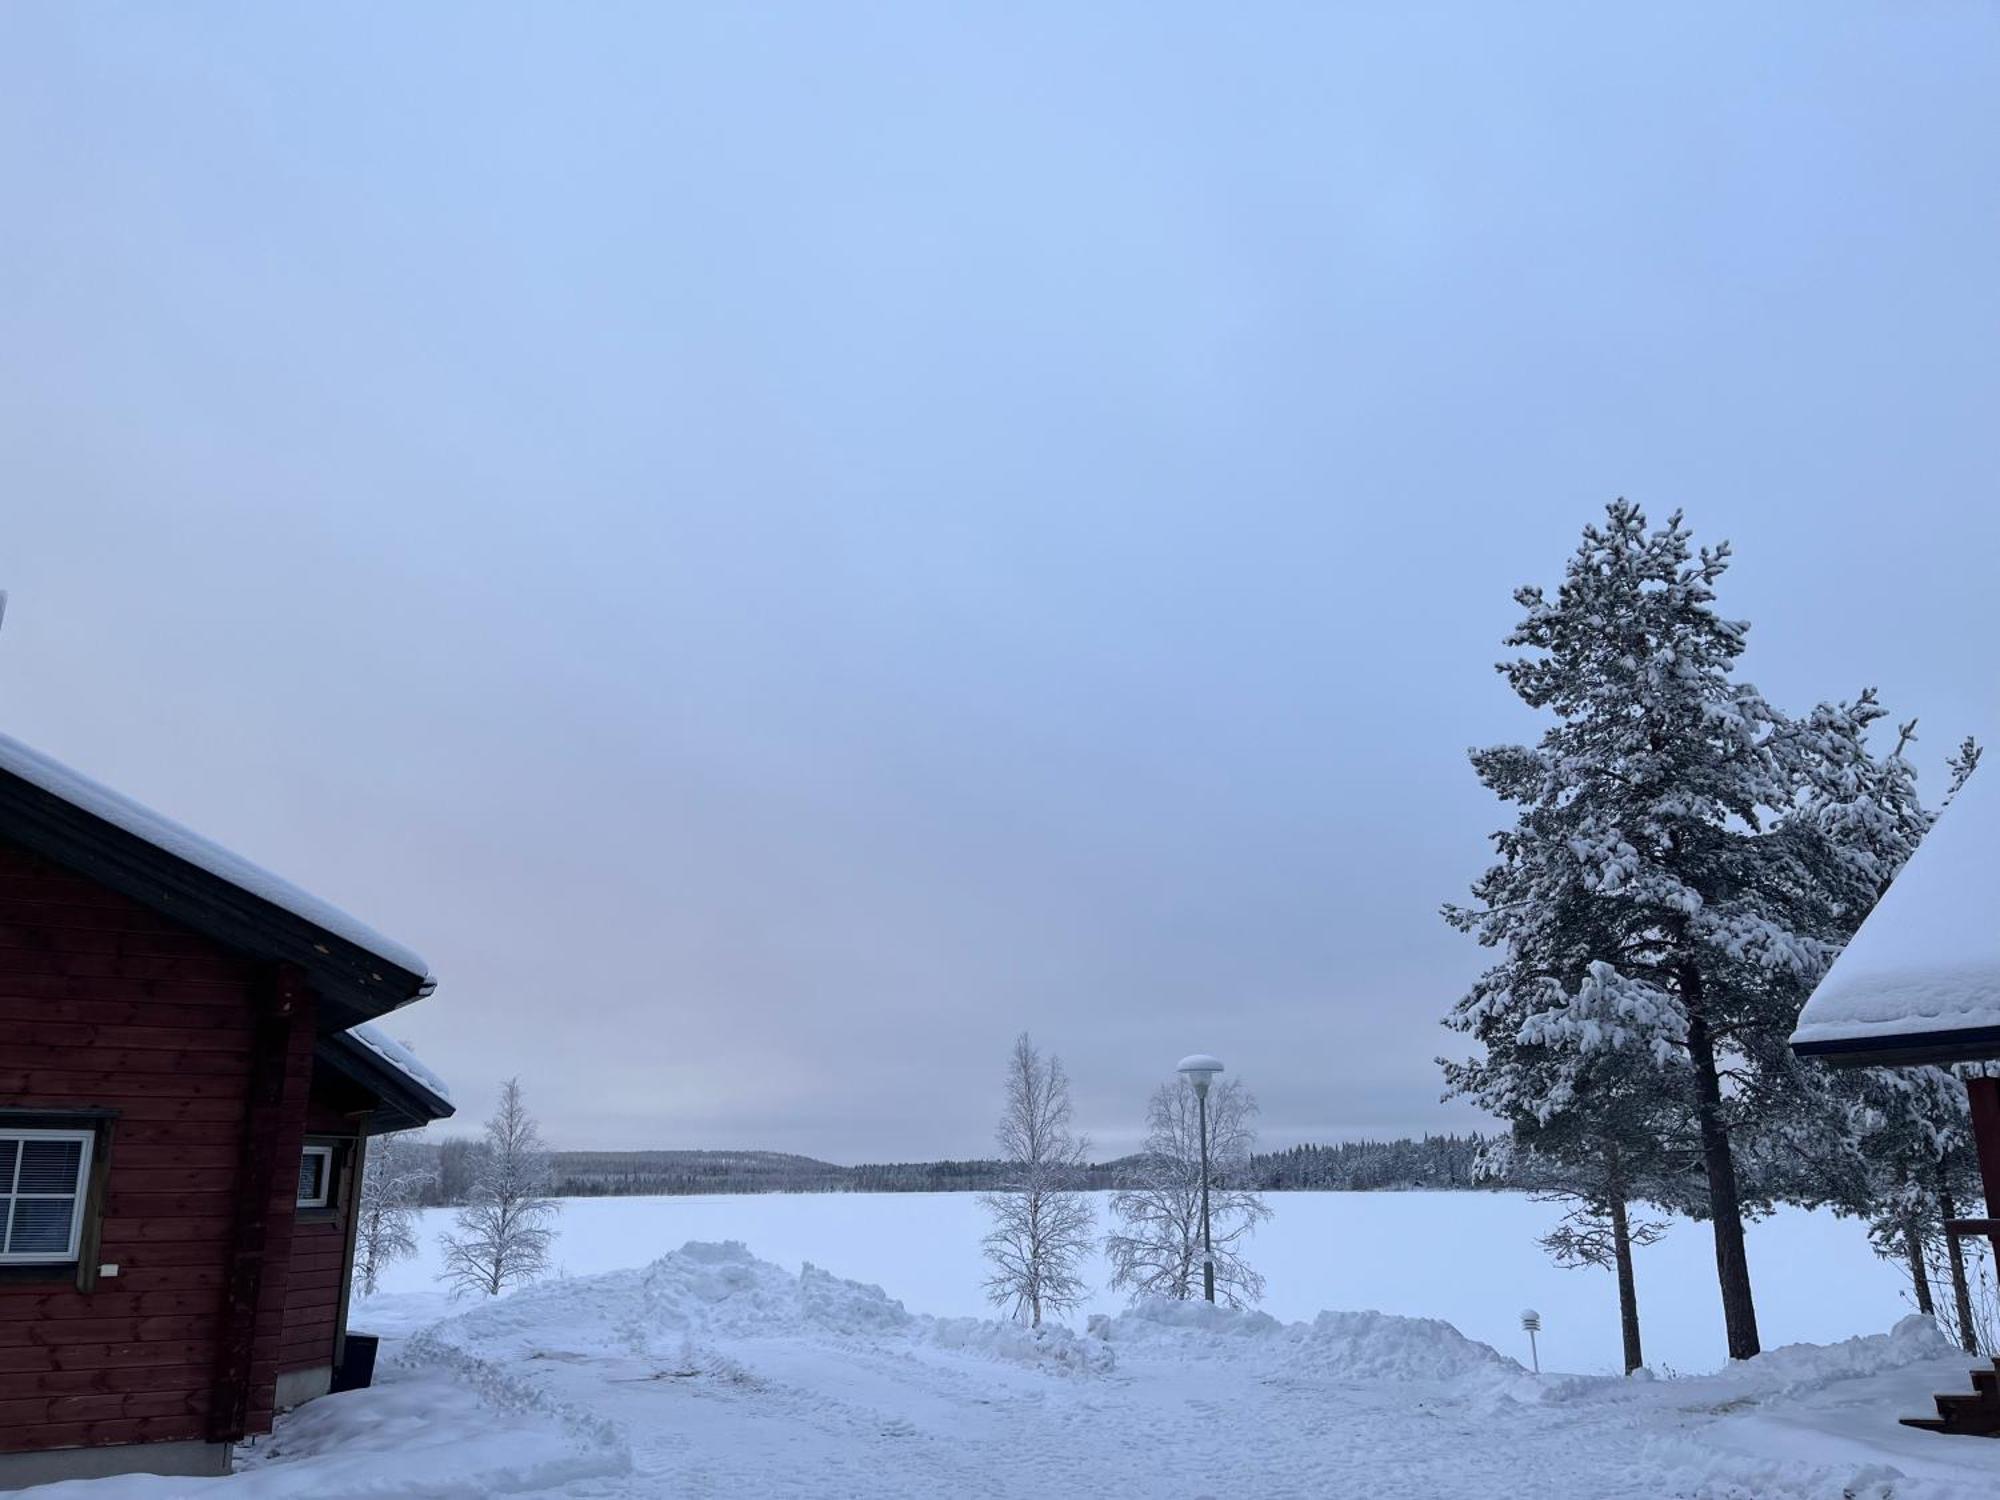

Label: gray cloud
[2,4,1993,1158]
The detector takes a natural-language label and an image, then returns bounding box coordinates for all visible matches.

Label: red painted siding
[277,1222,345,1376]
[279,1095,363,1379]
[0,838,301,1455]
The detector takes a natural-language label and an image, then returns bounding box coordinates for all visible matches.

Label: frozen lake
[373,1189,1911,1377]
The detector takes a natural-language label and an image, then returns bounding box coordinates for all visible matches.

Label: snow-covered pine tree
[1525,1137,1670,1373]
[1945,737,1982,809]
[980,1034,1095,1327]
[1105,1076,1271,1308]
[1444,503,1894,1361]
[439,1078,561,1297]
[1836,1065,1987,1350]
[353,1128,424,1297]
[1445,1018,1690,1373]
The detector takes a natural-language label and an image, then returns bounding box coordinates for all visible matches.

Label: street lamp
[1177,1053,1224,1304]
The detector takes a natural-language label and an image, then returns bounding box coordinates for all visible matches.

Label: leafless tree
[1106,1076,1270,1308]
[439,1078,560,1297]
[353,1130,424,1296]
[980,1034,1095,1327]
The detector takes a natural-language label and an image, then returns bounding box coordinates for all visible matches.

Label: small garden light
[1521,1309,1542,1375]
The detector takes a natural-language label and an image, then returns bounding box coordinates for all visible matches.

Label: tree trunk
[1940,1174,1978,1355]
[1903,1212,1936,1318]
[1610,1193,1644,1374]
[1682,978,1761,1360]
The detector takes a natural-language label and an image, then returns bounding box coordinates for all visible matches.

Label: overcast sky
[2,5,1994,1159]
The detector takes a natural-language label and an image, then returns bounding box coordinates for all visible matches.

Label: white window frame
[297,1144,335,1210]
[0,1128,95,1265]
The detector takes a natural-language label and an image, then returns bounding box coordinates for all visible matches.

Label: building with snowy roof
[1791,758,2000,1435]
[0,734,453,1486]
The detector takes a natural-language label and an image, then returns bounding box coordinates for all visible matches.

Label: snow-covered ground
[29,1193,2000,1500]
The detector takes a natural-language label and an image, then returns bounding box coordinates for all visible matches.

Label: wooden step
[1932,1393,1999,1416]
[1904,1357,2000,1436]
[1914,1396,2000,1436]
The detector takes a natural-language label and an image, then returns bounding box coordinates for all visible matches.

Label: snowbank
[17,1364,624,1500]
[1100,1297,1523,1382]
[424,1241,1112,1378]
[1529,1315,1960,1413]
[929,1316,1117,1375]
[427,1240,911,1350]
[1708,1315,1958,1399]
[430,1242,1524,1388]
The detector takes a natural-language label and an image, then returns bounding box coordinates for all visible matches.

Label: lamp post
[1177,1054,1224,1303]
[1520,1309,1542,1375]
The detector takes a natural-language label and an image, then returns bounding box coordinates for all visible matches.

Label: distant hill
[552,1149,851,1196]
[407,1133,1513,1206]
[546,1150,1135,1197]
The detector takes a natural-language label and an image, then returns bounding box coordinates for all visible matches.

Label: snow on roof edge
[345,1021,453,1105]
[0,732,430,982]
[1793,752,2000,1053]
[1791,967,2000,1047]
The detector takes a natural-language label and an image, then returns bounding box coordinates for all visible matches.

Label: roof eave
[1791,1026,2000,1070]
[319,1033,456,1135]
[0,767,431,1030]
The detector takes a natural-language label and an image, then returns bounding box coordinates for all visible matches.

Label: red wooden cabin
[0,735,450,1486]
[1792,760,2000,1435]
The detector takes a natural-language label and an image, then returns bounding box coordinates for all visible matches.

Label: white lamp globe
[1177,1054,1225,1094]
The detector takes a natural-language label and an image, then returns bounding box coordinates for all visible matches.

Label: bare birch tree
[353,1130,424,1296]
[439,1078,560,1297]
[980,1034,1095,1327]
[1106,1076,1270,1308]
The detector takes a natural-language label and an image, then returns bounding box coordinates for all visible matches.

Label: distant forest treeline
[409,1133,1514,1207]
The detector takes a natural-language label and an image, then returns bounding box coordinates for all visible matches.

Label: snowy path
[541,1341,1666,1499]
[34,1242,2000,1500]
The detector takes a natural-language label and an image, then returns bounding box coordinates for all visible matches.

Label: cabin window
[297,1144,336,1209]
[0,1129,95,1264]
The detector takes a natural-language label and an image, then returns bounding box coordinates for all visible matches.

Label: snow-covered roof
[1792,760,2000,1065]
[346,1021,453,1105]
[0,732,430,982]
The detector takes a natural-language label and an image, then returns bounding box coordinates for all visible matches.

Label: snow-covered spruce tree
[1444,503,1900,1361]
[1105,1076,1271,1308]
[980,1034,1095,1327]
[439,1078,560,1297]
[353,1129,424,1297]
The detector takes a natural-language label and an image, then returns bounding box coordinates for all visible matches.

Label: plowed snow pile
[426,1240,1111,1375]
[418,1241,910,1358]
[1100,1297,1522,1382]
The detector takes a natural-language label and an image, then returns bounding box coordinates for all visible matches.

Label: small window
[0,1130,94,1264]
[297,1145,334,1209]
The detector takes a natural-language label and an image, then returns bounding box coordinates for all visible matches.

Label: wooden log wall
[0,838,300,1455]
